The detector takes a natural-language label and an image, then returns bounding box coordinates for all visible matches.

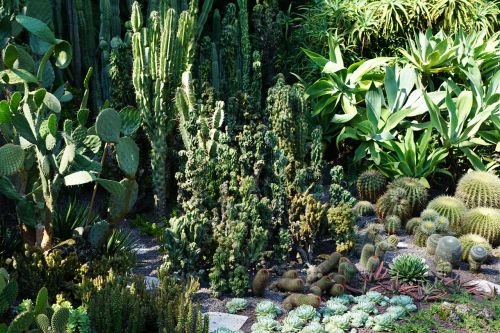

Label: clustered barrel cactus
[455,171,500,209]
[427,196,467,234]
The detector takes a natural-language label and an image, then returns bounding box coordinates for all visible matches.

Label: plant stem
[88,142,108,224]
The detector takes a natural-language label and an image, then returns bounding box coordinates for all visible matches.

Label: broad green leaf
[43,92,61,113]
[365,84,382,131]
[64,171,96,186]
[3,44,18,69]
[301,48,329,69]
[350,57,391,83]
[461,147,486,170]
[15,15,56,44]
[47,114,57,136]
[53,40,72,69]
[0,100,11,124]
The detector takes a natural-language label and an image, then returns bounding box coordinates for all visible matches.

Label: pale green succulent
[329,294,355,306]
[365,313,396,331]
[435,216,450,233]
[214,328,244,333]
[365,291,390,306]
[226,298,248,314]
[251,317,281,332]
[299,322,326,333]
[389,295,414,307]
[384,306,406,320]
[352,300,378,314]
[389,254,429,285]
[348,310,369,327]
[281,314,306,332]
[323,301,348,316]
[255,301,282,319]
[323,314,350,331]
[289,305,320,323]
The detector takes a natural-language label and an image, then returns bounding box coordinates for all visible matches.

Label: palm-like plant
[471,1,500,36]
[406,0,432,31]
[348,6,379,53]
[431,0,482,34]
[368,0,409,39]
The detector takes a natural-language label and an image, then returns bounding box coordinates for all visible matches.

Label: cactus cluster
[405,217,422,235]
[352,201,375,217]
[414,220,437,247]
[357,170,387,203]
[459,234,492,261]
[426,234,443,255]
[388,177,428,215]
[455,171,500,209]
[376,187,412,220]
[463,207,500,246]
[427,196,467,234]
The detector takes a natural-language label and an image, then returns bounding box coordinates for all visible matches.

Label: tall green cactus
[131,0,196,215]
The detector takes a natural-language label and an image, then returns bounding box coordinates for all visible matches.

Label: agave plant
[389,253,429,285]
[454,30,500,80]
[52,198,100,241]
[431,0,486,34]
[105,229,138,257]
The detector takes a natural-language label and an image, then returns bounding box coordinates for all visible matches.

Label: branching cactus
[131,0,196,215]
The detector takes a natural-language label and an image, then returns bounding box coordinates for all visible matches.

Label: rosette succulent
[214,328,244,333]
[389,254,429,284]
[329,295,354,306]
[389,295,414,307]
[226,298,248,314]
[366,313,396,331]
[299,322,326,333]
[255,301,282,319]
[366,291,390,306]
[352,300,378,314]
[251,317,281,332]
[289,305,320,323]
[281,313,305,332]
[323,314,350,331]
[323,301,348,316]
[349,310,369,327]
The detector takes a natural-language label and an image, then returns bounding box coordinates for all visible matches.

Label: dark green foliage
[52,198,99,242]
[108,38,135,110]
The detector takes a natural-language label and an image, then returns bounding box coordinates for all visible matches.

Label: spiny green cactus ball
[384,215,401,235]
[389,177,428,215]
[435,216,450,233]
[464,208,500,246]
[387,234,399,247]
[376,188,411,220]
[426,234,442,255]
[455,171,500,209]
[406,217,422,235]
[427,196,467,234]
[357,170,387,203]
[459,233,492,261]
[352,201,375,217]
[421,208,440,222]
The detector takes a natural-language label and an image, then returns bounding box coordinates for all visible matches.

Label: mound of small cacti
[427,196,467,234]
[455,171,500,209]
[376,187,412,220]
[463,207,500,246]
[415,219,437,247]
[388,177,428,215]
[306,252,341,284]
[357,170,387,203]
[459,233,492,261]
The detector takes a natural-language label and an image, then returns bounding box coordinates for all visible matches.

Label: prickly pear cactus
[0,144,24,177]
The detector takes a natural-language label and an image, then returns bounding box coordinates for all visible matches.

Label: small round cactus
[463,207,500,246]
[338,262,357,282]
[330,283,345,296]
[427,196,467,234]
[389,177,428,215]
[435,236,462,266]
[352,201,375,217]
[426,234,443,255]
[376,188,412,220]
[435,216,450,233]
[421,208,440,221]
[387,235,399,248]
[415,220,437,247]
[406,217,422,235]
[468,245,488,272]
[357,170,387,203]
[455,171,500,209]
[459,233,492,261]
[375,241,391,258]
[435,259,452,276]
[360,243,375,268]
[366,256,381,273]
[384,215,401,235]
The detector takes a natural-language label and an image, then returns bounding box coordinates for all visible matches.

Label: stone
[464,279,500,295]
[397,242,409,248]
[144,276,160,290]
[205,312,248,332]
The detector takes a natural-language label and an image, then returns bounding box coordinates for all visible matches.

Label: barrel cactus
[376,188,411,220]
[468,245,488,272]
[414,220,436,247]
[405,217,422,235]
[455,171,500,209]
[352,201,375,217]
[388,177,428,215]
[459,233,492,261]
[384,216,401,235]
[427,196,467,234]
[435,236,462,266]
[463,208,500,246]
[435,216,450,233]
[387,235,399,248]
[426,234,442,255]
[420,208,439,222]
[357,170,387,203]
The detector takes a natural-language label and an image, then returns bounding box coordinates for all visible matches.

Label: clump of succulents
[388,177,428,215]
[455,171,500,209]
[214,328,243,333]
[226,298,248,314]
[415,218,437,247]
[323,301,348,316]
[357,170,387,203]
[459,233,492,261]
[348,310,369,327]
[289,305,321,323]
[299,322,325,333]
[365,313,397,332]
[352,201,375,217]
[329,294,354,306]
[352,300,378,314]
[389,254,429,284]
[365,291,390,306]
[463,207,500,246]
[435,236,462,266]
[427,196,467,234]
[389,295,417,312]
[323,314,350,331]
[255,301,282,319]
[281,313,305,332]
[251,316,281,332]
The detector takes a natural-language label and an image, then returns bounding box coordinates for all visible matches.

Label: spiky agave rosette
[389,254,429,285]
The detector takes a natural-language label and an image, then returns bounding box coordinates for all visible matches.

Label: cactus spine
[463,208,500,246]
[427,196,467,234]
[455,171,500,209]
[468,245,488,272]
[131,0,196,215]
[376,187,411,220]
[357,170,387,203]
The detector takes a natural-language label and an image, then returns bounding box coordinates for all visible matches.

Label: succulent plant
[366,256,381,273]
[306,252,341,284]
[352,200,375,217]
[389,254,429,284]
[388,177,428,215]
[365,312,397,331]
[323,314,350,331]
[360,243,375,267]
[375,240,392,258]
[384,215,401,235]
[365,291,390,306]
[468,245,488,272]
[289,305,320,323]
[283,270,299,279]
[328,294,354,306]
[299,322,325,333]
[226,298,248,314]
[427,196,467,234]
[255,301,282,319]
[389,295,415,308]
[405,217,422,235]
[376,187,412,220]
[420,208,440,221]
[251,316,282,332]
[387,235,399,248]
[323,300,348,315]
[349,310,369,328]
[352,300,378,314]
[426,234,443,255]
[310,276,333,295]
[252,268,270,297]
[435,216,450,233]
[459,234,492,261]
[213,328,243,333]
[415,220,437,247]
[455,171,500,209]
[463,207,500,246]
[435,259,453,276]
[357,170,387,203]
[435,236,462,266]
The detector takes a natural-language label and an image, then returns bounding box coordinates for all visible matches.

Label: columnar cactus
[352,201,375,217]
[435,236,462,266]
[131,0,196,215]
[375,241,392,258]
[357,170,387,203]
[388,177,428,215]
[455,171,500,209]
[426,234,442,255]
[376,187,411,220]
[384,216,401,235]
[427,196,467,234]
[360,244,375,267]
[463,208,500,246]
[459,234,492,261]
[468,245,488,272]
[366,256,381,273]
